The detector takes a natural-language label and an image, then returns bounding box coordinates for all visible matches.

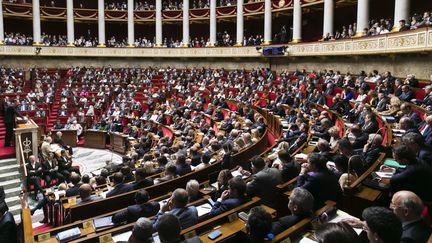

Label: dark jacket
[209,197,244,217]
[132,178,154,190]
[401,218,431,243]
[176,163,192,176]
[66,184,82,197]
[247,167,282,207]
[297,170,342,208]
[0,212,17,243]
[271,212,312,235]
[391,163,432,201]
[112,202,160,224]
[106,183,134,198]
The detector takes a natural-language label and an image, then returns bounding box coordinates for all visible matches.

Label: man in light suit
[245,156,282,208]
[390,191,431,243]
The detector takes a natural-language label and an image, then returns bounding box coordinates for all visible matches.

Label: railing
[1,27,430,58]
[2,0,324,22]
[17,134,28,178]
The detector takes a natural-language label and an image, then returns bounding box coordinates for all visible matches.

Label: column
[322,0,334,38]
[66,0,75,46]
[292,0,302,43]
[392,0,410,32]
[127,0,135,47]
[155,0,163,47]
[0,0,4,44]
[263,0,272,45]
[32,0,41,45]
[98,0,106,47]
[235,0,243,46]
[355,0,369,36]
[209,0,217,46]
[182,0,190,47]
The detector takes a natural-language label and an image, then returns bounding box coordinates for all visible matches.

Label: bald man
[390,191,431,243]
[78,184,96,204]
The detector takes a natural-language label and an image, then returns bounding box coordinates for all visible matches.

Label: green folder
[384,159,406,169]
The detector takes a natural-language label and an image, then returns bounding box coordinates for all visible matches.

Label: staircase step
[0,179,21,190]
[5,195,20,205]
[9,204,22,215]
[0,158,17,166]
[0,164,19,174]
[5,187,22,198]
[0,171,21,182]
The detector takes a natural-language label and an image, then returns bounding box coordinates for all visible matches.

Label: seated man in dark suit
[399,103,421,127]
[387,145,432,202]
[398,85,415,102]
[244,156,282,208]
[349,125,368,150]
[53,131,73,155]
[175,155,191,176]
[297,153,342,208]
[153,188,198,230]
[106,172,134,198]
[112,189,160,224]
[57,150,80,180]
[420,114,432,147]
[390,191,431,243]
[361,134,383,169]
[78,184,98,204]
[26,155,44,200]
[42,152,65,186]
[272,187,314,235]
[0,201,17,243]
[402,132,432,166]
[209,177,247,217]
[132,168,154,190]
[65,173,82,197]
[156,214,202,243]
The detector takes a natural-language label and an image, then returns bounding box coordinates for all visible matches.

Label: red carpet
[32,223,53,233]
[0,138,16,159]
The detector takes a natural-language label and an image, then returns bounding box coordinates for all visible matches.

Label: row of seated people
[10,66,426,243]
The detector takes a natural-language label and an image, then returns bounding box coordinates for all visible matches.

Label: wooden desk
[52,129,77,147]
[200,219,245,243]
[110,132,128,154]
[84,130,107,149]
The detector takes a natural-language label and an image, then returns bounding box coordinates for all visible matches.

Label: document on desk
[93,216,114,229]
[231,170,249,180]
[374,171,394,179]
[329,210,362,235]
[56,227,81,242]
[112,231,132,243]
[196,203,212,217]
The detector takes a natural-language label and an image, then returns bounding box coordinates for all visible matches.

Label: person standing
[4,102,21,147]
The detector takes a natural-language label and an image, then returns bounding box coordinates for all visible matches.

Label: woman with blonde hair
[328,126,341,150]
[379,96,401,116]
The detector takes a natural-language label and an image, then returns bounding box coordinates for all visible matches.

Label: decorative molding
[0,28,430,58]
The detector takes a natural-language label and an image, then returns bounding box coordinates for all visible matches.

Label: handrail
[17,134,28,178]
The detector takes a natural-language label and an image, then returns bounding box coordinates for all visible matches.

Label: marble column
[155,0,162,46]
[292,0,302,43]
[235,0,244,46]
[127,0,135,47]
[209,0,217,46]
[32,0,41,45]
[0,0,4,44]
[355,0,369,36]
[98,0,106,47]
[322,0,334,38]
[66,0,75,46]
[182,0,190,47]
[263,0,272,44]
[392,0,410,31]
